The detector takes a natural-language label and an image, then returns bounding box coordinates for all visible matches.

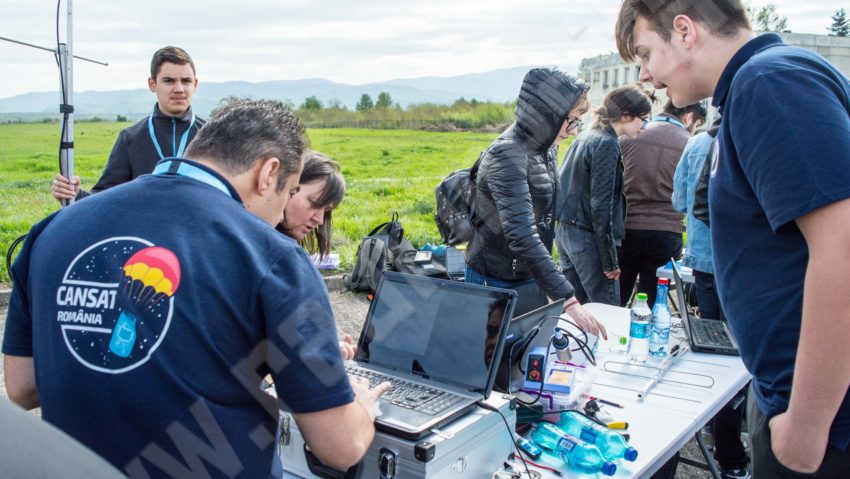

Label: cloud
[1,0,845,98]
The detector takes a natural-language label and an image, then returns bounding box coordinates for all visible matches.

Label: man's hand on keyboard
[339,334,358,360]
[350,375,391,421]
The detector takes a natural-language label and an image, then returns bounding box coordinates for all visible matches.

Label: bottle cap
[658,278,669,285]
[602,462,617,476]
[636,293,648,301]
[619,336,628,345]
[624,447,639,462]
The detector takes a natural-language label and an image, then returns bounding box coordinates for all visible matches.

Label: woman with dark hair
[277,151,345,259]
[464,67,606,338]
[279,151,359,359]
[556,84,653,305]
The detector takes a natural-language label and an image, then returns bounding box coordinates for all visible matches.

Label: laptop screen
[356,272,516,395]
[494,299,565,392]
[671,261,689,319]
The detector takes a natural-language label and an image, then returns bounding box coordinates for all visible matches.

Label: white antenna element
[58,0,75,207]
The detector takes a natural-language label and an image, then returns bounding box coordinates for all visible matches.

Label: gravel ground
[0,288,723,478]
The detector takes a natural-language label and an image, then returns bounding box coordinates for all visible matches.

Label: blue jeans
[464,266,547,317]
[555,224,620,306]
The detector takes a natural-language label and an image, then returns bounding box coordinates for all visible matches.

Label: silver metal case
[280,395,516,479]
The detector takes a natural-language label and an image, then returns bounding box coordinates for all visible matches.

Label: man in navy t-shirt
[616,1,850,477]
[4,99,388,477]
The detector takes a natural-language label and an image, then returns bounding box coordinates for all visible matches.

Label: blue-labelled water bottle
[556,411,638,462]
[530,422,617,476]
[628,293,651,363]
[419,242,447,258]
[649,278,672,357]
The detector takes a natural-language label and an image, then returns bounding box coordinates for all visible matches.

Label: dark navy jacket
[78,104,204,198]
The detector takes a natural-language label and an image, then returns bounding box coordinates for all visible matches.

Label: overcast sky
[1,1,846,98]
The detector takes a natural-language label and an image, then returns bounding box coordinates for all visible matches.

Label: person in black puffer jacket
[556,84,653,305]
[465,67,605,338]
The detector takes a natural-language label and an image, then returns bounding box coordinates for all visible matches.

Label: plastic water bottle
[628,293,651,363]
[530,422,617,476]
[556,411,638,462]
[420,243,447,258]
[649,279,672,357]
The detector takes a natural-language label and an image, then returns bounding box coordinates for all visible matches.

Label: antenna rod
[0,35,108,66]
[58,0,75,207]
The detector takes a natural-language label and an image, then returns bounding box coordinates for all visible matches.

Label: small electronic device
[513,432,542,460]
[414,250,432,264]
[523,347,546,390]
[521,346,576,394]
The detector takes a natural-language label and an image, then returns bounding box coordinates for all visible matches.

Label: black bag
[434,151,485,245]
[348,213,407,292]
[347,237,387,293]
[392,248,449,279]
[693,137,717,227]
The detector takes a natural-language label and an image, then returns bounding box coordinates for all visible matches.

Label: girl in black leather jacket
[556,84,653,305]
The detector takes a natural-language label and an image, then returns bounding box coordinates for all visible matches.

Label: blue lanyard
[153,160,232,198]
[652,115,686,129]
[148,107,196,160]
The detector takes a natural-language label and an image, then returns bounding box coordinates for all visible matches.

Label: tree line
[292,93,516,130]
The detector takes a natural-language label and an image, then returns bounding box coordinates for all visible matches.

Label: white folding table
[529,302,750,478]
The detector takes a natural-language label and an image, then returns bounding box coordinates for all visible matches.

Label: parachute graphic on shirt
[109,247,181,357]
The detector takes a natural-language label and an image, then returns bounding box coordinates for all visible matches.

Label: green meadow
[1,122,513,282]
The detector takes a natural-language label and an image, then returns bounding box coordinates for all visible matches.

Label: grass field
[0,122,513,282]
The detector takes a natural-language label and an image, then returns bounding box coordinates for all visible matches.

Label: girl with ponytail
[555,84,653,305]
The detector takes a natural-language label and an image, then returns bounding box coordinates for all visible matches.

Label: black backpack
[348,213,410,292]
[434,151,485,245]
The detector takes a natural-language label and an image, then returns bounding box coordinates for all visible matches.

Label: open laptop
[671,261,740,356]
[494,299,565,393]
[349,271,517,439]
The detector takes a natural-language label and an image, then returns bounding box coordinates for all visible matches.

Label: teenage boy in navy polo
[51,46,205,202]
[615,1,850,477]
[6,99,389,477]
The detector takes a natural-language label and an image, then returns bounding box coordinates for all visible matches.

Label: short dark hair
[186,98,308,192]
[150,46,196,79]
[278,151,346,257]
[615,0,751,62]
[592,83,654,129]
[663,99,707,121]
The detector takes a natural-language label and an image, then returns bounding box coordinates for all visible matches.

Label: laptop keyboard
[346,365,466,416]
[692,319,735,349]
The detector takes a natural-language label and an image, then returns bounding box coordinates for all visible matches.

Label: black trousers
[711,387,750,470]
[748,385,850,477]
[617,229,682,308]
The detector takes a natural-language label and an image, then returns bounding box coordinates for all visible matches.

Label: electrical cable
[554,318,597,366]
[510,313,598,407]
[515,455,564,476]
[5,234,28,286]
[476,400,533,479]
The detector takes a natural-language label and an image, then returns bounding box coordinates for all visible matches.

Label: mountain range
[0,65,576,121]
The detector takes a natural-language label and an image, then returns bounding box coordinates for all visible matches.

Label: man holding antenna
[51,46,204,201]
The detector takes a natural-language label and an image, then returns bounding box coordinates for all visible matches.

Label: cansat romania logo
[57,238,181,373]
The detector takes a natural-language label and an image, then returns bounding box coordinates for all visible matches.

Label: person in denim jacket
[671,126,719,317]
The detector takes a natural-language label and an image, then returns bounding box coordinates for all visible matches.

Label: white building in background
[577,32,850,127]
